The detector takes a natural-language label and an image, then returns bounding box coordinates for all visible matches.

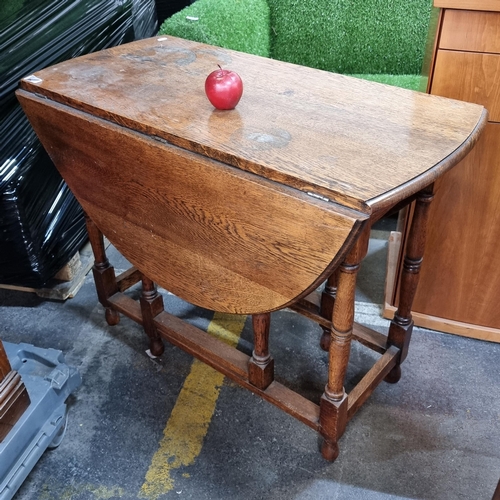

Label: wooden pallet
[0,239,107,301]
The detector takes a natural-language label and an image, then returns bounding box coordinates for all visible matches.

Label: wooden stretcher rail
[290,294,388,354]
[108,288,398,431]
[108,292,321,431]
[116,267,142,293]
[347,346,398,419]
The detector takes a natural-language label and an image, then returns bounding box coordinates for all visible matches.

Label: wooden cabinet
[384,1,500,342]
[0,340,30,441]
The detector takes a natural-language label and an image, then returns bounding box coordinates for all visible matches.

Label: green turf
[158,0,270,57]
[158,0,434,89]
[268,0,433,75]
[351,74,427,91]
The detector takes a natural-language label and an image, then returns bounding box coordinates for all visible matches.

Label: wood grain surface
[16,36,487,314]
[0,341,11,381]
[440,9,500,53]
[432,49,500,122]
[17,91,364,314]
[18,36,486,213]
[434,0,500,12]
[0,370,30,442]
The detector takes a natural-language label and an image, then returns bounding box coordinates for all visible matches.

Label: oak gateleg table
[16,36,487,461]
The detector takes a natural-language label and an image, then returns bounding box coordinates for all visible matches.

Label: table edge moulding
[16,36,487,460]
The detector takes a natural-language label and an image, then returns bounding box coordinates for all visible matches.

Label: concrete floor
[1,232,499,500]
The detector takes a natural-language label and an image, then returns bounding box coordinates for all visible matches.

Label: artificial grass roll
[268,0,433,75]
[158,0,271,57]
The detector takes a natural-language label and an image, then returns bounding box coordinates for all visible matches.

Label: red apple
[205,65,243,110]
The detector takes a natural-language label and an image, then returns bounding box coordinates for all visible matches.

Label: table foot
[140,276,165,358]
[386,316,413,382]
[321,439,340,462]
[320,329,331,351]
[105,307,120,326]
[319,392,347,462]
[149,338,165,358]
[384,365,402,384]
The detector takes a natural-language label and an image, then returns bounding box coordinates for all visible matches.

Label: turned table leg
[385,185,434,383]
[319,227,370,461]
[140,276,165,357]
[248,313,274,390]
[320,270,340,352]
[85,213,120,326]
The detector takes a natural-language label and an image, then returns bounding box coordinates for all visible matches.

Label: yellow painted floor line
[139,312,247,500]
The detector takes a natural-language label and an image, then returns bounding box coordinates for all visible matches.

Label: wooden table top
[19,36,486,214]
[16,37,488,313]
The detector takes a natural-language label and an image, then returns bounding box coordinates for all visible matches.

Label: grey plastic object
[0,342,81,500]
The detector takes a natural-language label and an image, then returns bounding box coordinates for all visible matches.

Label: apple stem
[217,64,222,71]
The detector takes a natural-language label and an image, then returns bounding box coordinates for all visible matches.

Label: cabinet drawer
[440,9,500,53]
[431,50,500,121]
